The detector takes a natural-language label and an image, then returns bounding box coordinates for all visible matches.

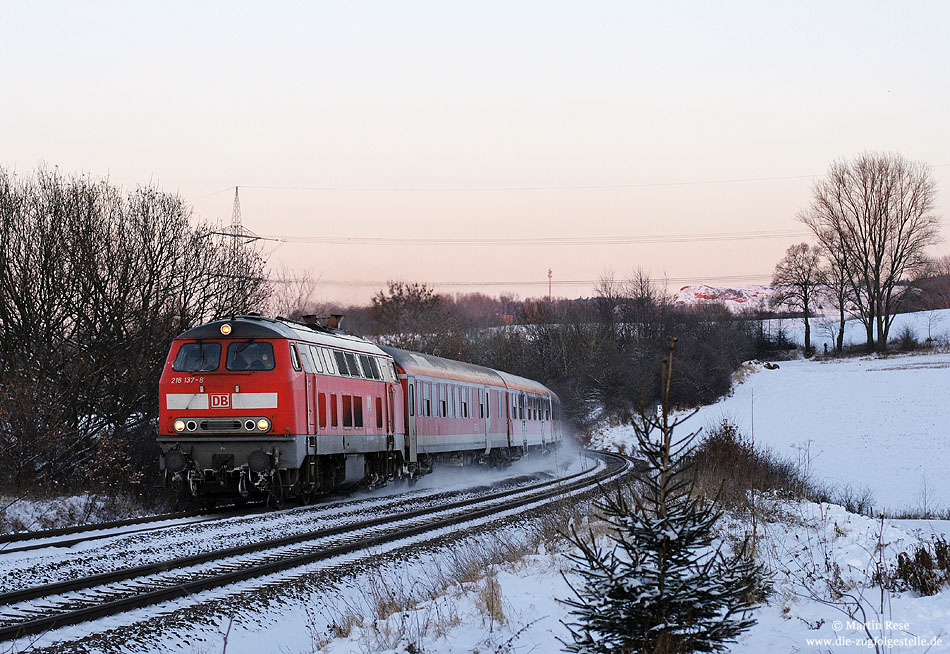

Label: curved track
[0,451,632,644]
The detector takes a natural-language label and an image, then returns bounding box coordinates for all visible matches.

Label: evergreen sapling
[561,338,764,654]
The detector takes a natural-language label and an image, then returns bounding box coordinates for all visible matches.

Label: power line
[251,228,808,247]
[235,174,821,192]
[185,163,950,202]
[301,274,774,288]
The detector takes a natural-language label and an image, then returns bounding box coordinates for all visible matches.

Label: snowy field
[760,307,950,351]
[690,352,950,513]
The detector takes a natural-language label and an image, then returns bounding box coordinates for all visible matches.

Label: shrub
[889,538,950,596]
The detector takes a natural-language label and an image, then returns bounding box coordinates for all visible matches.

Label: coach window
[289,344,301,371]
[408,384,415,416]
[309,346,325,373]
[333,350,349,376]
[423,383,431,417]
[353,396,363,428]
[343,396,353,427]
[330,394,338,427]
[376,397,383,429]
[462,388,469,418]
[479,389,484,419]
[318,392,327,428]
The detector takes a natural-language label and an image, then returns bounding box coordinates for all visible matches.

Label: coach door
[407,377,418,463]
[483,386,491,454]
[505,392,512,447]
[521,393,528,450]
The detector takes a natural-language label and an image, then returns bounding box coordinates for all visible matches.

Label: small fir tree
[561,338,764,654]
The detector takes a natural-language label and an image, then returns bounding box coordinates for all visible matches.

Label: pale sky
[3,1,949,303]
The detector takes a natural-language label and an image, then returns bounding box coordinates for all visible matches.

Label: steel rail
[0,451,630,643]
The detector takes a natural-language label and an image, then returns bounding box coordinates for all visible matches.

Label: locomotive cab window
[173,342,221,372]
[226,342,275,371]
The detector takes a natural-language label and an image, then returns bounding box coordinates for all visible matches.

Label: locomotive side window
[173,342,221,372]
[226,342,275,371]
[376,396,383,428]
[360,354,379,380]
[344,352,361,378]
[297,344,315,373]
[369,357,383,380]
[330,394,338,426]
[289,344,301,371]
[309,346,325,373]
[321,348,336,374]
[343,395,353,427]
[319,392,327,428]
[333,350,349,375]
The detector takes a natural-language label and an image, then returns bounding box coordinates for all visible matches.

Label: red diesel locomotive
[158,315,563,503]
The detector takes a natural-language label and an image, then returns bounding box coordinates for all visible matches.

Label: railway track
[0,451,630,644]
[0,505,265,555]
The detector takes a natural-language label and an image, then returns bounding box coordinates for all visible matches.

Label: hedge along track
[0,450,631,644]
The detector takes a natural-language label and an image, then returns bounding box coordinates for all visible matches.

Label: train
[157,314,564,504]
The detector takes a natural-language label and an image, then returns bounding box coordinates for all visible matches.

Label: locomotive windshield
[172,342,221,372]
[226,341,276,371]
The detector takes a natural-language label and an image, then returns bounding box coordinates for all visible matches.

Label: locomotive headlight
[220,323,232,335]
[257,418,271,432]
[174,419,186,432]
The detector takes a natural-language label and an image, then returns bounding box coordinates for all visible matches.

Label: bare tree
[0,165,269,493]
[801,152,941,351]
[771,243,824,352]
[369,281,470,359]
[267,264,322,319]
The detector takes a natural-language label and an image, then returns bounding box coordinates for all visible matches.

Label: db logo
[211,394,230,409]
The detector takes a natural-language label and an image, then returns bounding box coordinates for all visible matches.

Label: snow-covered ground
[17,335,950,653]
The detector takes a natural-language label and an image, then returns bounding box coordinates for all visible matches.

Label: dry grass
[298,492,607,653]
